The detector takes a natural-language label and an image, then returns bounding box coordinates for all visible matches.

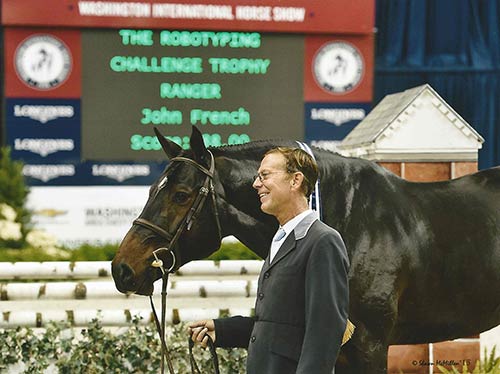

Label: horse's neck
[214,145,394,258]
[315,151,366,231]
[213,143,289,257]
[317,151,407,256]
[217,194,276,258]
[220,202,276,258]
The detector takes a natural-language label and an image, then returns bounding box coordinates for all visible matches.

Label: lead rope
[150,251,219,374]
[150,262,175,374]
[189,334,220,374]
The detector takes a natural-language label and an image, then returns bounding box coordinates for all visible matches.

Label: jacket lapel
[262,250,272,272]
[267,232,296,270]
[266,212,318,271]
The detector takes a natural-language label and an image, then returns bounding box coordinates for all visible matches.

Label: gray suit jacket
[215,213,350,374]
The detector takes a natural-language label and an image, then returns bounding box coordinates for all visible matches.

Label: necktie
[274,228,286,241]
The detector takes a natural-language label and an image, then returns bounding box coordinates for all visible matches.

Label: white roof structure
[337,84,484,161]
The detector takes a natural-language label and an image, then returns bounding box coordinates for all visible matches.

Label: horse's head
[112,126,223,295]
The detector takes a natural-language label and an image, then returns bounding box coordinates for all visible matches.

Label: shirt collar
[280,209,314,237]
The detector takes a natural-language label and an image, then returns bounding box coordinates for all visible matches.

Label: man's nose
[252,176,261,189]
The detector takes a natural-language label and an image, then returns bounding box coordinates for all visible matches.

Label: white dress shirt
[269,209,316,263]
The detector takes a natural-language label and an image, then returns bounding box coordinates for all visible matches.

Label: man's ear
[290,172,304,190]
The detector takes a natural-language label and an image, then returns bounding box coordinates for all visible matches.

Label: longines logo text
[14,138,75,157]
[13,104,75,124]
[23,165,75,182]
[311,108,366,126]
[92,164,151,182]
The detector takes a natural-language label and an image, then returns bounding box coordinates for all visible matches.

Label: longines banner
[6,99,81,163]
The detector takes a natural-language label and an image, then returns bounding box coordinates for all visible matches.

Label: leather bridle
[132,150,221,374]
[134,150,222,269]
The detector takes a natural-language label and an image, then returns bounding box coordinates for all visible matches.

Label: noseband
[132,150,221,374]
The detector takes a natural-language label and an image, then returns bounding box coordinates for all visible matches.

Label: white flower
[0,220,22,240]
[26,229,58,249]
[44,246,70,259]
[0,203,17,222]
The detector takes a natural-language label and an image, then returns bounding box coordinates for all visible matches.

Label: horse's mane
[209,139,297,158]
[209,138,363,159]
[204,138,404,190]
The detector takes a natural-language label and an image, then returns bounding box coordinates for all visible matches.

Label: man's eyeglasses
[253,171,287,182]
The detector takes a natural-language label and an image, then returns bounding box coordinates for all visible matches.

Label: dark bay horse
[112,126,500,373]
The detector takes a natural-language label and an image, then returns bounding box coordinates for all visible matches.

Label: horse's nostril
[113,262,136,291]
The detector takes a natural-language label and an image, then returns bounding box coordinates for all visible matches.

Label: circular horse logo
[15,35,72,90]
[313,41,364,94]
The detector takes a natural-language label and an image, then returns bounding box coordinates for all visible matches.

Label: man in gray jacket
[188,147,350,374]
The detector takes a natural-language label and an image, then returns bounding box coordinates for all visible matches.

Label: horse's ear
[190,126,209,163]
[154,127,182,159]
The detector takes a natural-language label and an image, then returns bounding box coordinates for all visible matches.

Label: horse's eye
[173,191,189,204]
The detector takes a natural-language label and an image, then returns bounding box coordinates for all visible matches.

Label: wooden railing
[0,260,262,328]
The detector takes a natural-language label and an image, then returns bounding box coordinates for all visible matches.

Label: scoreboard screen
[81,29,304,161]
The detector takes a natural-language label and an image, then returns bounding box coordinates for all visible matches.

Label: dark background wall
[375,0,500,169]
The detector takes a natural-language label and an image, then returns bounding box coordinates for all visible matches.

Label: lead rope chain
[150,251,219,374]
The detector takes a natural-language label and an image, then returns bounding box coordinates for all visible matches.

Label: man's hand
[187,319,216,348]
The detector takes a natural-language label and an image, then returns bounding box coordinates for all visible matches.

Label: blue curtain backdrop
[375,0,500,169]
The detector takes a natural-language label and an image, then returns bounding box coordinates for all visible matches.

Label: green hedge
[0,241,261,262]
[208,241,261,261]
[0,147,30,248]
[0,244,115,262]
[0,318,247,373]
[3,318,497,374]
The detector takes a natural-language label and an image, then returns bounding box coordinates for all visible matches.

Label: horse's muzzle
[112,261,138,294]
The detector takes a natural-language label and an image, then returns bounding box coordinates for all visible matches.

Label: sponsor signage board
[21,162,166,186]
[28,186,149,246]
[2,1,374,243]
[3,27,373,185]
[1,0,374,34]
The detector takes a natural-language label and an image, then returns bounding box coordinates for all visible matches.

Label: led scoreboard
[82,29,304,161]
